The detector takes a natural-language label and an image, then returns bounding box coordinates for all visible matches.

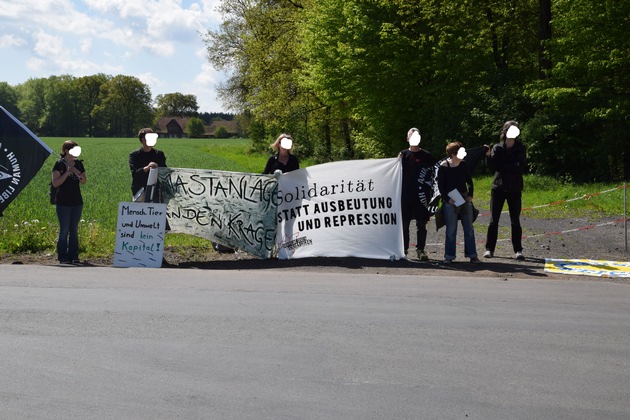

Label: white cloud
[0,34,26,48]
[0,0,227,111]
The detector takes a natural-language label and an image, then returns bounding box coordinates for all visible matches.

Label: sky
[0,0,229,113]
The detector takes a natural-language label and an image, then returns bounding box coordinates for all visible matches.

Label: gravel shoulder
[2,214,629,283]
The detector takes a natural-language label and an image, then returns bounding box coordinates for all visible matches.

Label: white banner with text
[276,158,404,260]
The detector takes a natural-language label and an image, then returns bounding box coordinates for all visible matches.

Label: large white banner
[276,158,404,260]
[158,168,277,259]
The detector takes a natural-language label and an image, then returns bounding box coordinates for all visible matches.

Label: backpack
[49,159,66,205]
[49,182,58,204]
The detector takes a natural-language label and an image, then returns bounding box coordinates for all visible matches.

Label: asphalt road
[1,264,629,419]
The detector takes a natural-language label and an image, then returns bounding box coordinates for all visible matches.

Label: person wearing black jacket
[263,133,299,174]
[398,127,435,260]
[129,128,167,199]
[52,140,87,264]
[484,121,527,260]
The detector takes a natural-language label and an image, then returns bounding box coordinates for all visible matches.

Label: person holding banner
[483,121,527,260]
[263,133,299,174]
[398,127,435,261]
[437,141,480,264]
[129,128,167,200]
[51,140,87,264]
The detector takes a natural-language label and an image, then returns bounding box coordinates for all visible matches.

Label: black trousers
[402,199,430,252]
[485,188,523,253]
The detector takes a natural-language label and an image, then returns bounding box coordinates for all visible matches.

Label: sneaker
[416,249,429,261]
[515,251,525,260]
[442,258,454,264]
[483,250,493,258]
[470,257,481,263]
[59,260,72,265]
[71,259,81,265]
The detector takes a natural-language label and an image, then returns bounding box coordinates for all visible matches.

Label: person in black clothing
[129,128,167,200]
[437,141,480,264]
[398,127,435,260]
[484,120,527,260]
[263,133,299,174]
[52,140,87,264]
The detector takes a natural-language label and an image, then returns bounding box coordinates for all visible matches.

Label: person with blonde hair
[51,140,87,264]
[263,133,299,174]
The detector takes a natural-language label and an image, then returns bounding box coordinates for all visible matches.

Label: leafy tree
[94,75,153,137]
[186,117,206,138]
[525,0,630,181]
[16,78,48,135]
[75,74,109,137]
[214,126,229,138]
[0,82,19,117]
[155,93,199,117]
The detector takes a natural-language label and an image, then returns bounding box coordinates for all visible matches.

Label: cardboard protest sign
[113,202,167,268]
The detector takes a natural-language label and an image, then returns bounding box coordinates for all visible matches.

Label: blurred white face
[506,125,520,139]
[408,131,421,146]
[145,132,158,147]
[280,137,293,150]
[456,147,467,159]
[68,146,81,157]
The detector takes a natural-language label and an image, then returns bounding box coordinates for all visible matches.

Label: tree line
[0,75,237,139]
[204,0,629,182]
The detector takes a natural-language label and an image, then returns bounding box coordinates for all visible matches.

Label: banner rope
[425,217,630,247]
[477,185,627,217]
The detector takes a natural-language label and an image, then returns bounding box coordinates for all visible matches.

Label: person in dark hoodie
[484,120,527,260]
[129,128,167,200]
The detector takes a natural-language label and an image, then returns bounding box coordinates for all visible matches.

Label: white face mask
[145,132,158,147]
[408,131,421,146]
[456,147,467,159]
[506,125,520,139]
[280,138,293,150]
[68,146,81,157]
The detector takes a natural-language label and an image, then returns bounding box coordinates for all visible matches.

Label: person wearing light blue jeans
[437,141,480,264]
[442,201,477,262]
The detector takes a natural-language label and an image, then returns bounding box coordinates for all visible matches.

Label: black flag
[0,106,53,216]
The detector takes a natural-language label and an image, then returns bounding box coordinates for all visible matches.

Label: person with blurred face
[484,121,527,260]
[263,133,299,174]
[129,127,167,199]
[52,140,87,264]
[437,141,479,264]
[398,127,435,261]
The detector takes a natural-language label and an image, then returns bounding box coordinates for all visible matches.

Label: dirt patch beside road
[2,214,629,283]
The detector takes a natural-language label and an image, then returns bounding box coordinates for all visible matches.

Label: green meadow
[0,137,627,258]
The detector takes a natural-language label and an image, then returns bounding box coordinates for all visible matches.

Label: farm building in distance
[154,116,239,138]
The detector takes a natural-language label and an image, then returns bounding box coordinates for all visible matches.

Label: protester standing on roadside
[437,141,480,264]
[129,128,167,201]
[263,133,299,174]
[52,140,87,265]
[484,121,527,260]
[398,127,435,260]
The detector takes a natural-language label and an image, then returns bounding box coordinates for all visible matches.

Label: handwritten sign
[113,202,167,268]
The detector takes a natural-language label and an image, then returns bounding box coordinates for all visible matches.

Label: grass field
[0,137,627,257]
